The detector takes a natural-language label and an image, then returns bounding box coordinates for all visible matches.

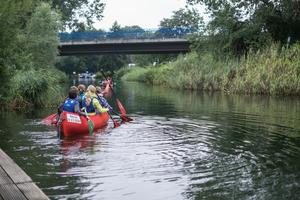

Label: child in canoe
[82,85,109,115]
[77,84,86,108]
[62,86,87,116]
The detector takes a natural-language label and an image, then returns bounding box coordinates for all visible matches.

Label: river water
[0,82,299,200]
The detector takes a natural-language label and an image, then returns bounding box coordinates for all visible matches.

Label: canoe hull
[58,111,109,137]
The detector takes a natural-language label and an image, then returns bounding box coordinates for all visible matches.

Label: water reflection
[59,127,108,172]
[60,134,96,172]
[120,82,300,132]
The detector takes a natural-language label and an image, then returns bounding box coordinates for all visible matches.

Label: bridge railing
[59,27,196,42]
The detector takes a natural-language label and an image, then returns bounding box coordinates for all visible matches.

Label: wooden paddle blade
[116,99,126,115]
[42,114,58,126]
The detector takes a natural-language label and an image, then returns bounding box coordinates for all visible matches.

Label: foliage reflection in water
[0,82,299,200]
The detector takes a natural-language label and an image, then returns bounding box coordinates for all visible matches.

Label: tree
[187,0,300,55]
[26,2,61,68]
[160,7,204,32]
[56,54,128,74]
[110,21,122,32]
[158,7,204,39]
[121,25,145,39]
[99,54,128,72]
[144,9,201,64]
[0,0,35,98]
[50,0,105,30]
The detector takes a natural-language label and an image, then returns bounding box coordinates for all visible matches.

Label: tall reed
[6,68,67,110]
[119,43,300,96]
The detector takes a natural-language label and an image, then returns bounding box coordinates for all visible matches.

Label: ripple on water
[3,112,300,200]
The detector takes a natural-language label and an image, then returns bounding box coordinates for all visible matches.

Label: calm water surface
[0,82,300,200]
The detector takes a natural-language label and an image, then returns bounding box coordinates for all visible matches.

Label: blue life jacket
[78,92,85,108]
[62,98,78,112]
[82,97,96,113]
[78,92,84,101]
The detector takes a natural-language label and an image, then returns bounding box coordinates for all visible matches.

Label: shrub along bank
[119,43,300,96]
[5,68,67,110]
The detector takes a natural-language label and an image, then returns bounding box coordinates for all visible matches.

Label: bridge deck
[0,149,49,200]
[60,38,188,45]
[59,38,190,55]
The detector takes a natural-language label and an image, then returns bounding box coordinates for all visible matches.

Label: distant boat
[78,72,95,79]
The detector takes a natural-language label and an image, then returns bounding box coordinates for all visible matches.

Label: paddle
[42,113,58,126]
[108,112,121,128]
[84,108,94,135]
[100,70,128,117]
[110,109,133,122]
[42,98,66,126]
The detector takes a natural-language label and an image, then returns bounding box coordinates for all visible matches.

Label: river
[0,82,299,200]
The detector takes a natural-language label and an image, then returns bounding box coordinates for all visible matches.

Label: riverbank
[118,43,300,96]
[1,68,67,111]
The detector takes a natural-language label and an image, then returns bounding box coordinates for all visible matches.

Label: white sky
[94,0,198,30]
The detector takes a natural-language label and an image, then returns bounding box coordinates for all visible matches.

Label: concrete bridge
[59,38,191,55]
[58,29,193,55]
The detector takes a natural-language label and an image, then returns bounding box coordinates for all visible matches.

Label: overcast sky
[95,0,193,30]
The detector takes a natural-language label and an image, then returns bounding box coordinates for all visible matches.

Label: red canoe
[58,111,109,137]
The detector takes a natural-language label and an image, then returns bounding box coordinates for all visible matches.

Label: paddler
[82,85,109,116]
[62,86,87,116]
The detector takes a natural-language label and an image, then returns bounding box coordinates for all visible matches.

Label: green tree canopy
[160,7,204,32]
[0,0,35,97]
[26,2,61,68]
[56,54,128,74]
[110,21,122,32]
[50,0,105,30]
[187,0,300,55]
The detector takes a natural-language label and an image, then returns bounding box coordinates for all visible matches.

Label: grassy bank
[2,68,67,111]
[118,43,300,96]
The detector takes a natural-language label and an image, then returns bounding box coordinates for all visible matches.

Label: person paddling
[56,86,87,137]
[62,86,87,116]
[82,85,109,116]
[96,86,113,111]
[77,84,86,108]
[101,77,112,98]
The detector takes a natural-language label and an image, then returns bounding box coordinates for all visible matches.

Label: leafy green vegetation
[230,44,300,95]
[6,68,67,110]
[0,1,70,110]
[56,54,128,74]
[50,0,105,30]
[187,0,300,56]
[120,43,300,95]
[25,2,62,69]
[0,1,109,110]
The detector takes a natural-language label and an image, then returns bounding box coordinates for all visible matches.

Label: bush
[6,68,67,110]
[117,43,300,96]
[232,43,300,95]
[121,67,149,82]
